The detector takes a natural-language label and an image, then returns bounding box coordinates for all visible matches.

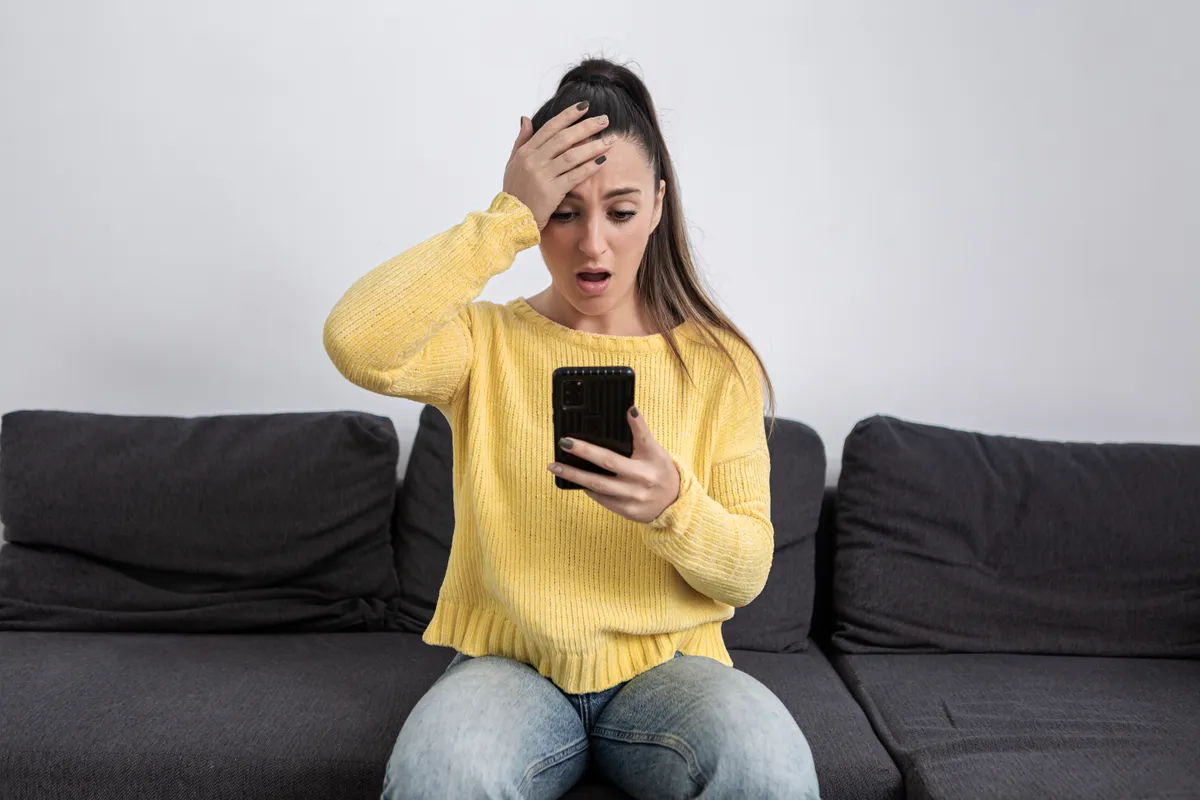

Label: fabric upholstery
[734,646,904,799]
[390,405,455,632]
[0,631,899,800]
[836,652,1200,799]
[0,631,450,799]
[832,415,1200,656]
[0,410,403,632]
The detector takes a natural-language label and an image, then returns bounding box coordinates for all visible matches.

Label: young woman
[324,57,820,800]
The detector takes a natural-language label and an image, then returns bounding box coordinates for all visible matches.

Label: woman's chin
[567,290,620,314]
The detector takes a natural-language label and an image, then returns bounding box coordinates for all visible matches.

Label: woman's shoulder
[677,322,762,381]
[455,299,520,329]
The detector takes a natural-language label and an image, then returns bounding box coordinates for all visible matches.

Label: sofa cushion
[832,415,1200,656]
[734,646,903,799]
[0,630,452,799]
[732,415,826,652]
[835,652,1200,799]
[0,410,403,632]
[0,631,894,800]
[392,405,826,653]
[391,405,455,632]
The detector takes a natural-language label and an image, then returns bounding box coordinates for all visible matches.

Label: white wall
[2,0,1197,480]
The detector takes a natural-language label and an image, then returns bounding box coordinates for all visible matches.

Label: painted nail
[595,155,607,165]
[630,407,640,418]
[559,437,574,450]
[576,100,589,111]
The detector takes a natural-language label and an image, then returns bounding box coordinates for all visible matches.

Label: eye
[550,211,638,224]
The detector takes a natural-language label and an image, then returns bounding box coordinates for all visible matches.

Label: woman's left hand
[548,406,681,524]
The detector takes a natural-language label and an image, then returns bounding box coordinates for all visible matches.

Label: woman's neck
[526,285,658,337]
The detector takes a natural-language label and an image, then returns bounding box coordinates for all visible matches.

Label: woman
[324,57,820,800]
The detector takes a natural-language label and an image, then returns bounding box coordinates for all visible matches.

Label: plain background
[1,0,1197,480]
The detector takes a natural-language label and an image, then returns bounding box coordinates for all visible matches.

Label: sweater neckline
[509,297,690,352]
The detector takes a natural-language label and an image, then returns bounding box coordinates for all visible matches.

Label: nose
[578,212,608,259]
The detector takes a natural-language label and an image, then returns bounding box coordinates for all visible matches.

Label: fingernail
[559,437,574,450]
[576,100,589,111]
[595,155,607,165]
[630,407,640,418]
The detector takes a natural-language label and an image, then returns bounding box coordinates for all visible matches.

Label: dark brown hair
[531,57,777,427]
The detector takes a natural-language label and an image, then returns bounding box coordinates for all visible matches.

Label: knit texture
[324,191,773,693]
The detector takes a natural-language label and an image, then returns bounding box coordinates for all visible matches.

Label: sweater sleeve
[323,191,540,408]
[642,358,773,608]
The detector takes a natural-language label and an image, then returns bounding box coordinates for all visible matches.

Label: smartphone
[552,366,636,490]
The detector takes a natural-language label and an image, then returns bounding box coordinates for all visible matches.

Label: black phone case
[552,366,636,490]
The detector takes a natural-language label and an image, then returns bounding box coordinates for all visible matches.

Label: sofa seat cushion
[0,631,452,799]
[836,652,1200,799]
[0,632,900,799]
[733,646,903,800]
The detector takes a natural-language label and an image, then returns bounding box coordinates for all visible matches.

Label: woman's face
[538,136,667,317]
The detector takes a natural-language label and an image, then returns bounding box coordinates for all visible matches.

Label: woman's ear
[650,178,666,233]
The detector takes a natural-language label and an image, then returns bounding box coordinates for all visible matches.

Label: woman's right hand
[503,101,617,231]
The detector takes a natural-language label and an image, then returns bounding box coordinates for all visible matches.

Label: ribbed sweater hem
[422,602,733,694]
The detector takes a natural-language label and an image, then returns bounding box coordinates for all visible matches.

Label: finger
[548,462,628,497]
[548,132,616,182]
[550,153,610,193]
[560,438,635,476]
[527,100,596,154]
[627,406,657,455]
[511,116,533,157]
[541,113,611,165]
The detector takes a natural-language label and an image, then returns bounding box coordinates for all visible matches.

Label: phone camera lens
[563,379,585,408]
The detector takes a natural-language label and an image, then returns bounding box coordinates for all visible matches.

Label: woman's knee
[380,654,589,799]
[382,741,588,800]
[702,720,820,798]
[592,717,818,799]
[682,659,820,796]
[592,655,820,798]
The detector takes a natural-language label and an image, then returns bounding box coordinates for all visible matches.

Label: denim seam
[590,725,708,786]
[580,695,592,731]
[516,734,589,794]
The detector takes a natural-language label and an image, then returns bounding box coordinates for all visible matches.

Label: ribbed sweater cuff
[647,453,702,536]
[644,455,736,577]
[643,451,772,607]
[489,191,542,251]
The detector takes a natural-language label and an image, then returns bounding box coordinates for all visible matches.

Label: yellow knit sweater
[323,190,773,693]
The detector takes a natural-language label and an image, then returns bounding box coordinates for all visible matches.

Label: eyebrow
[564,187,642,200]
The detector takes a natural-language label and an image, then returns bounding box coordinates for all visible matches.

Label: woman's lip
[575,273,611,295]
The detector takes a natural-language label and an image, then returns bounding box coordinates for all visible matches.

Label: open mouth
[575,271,611,295]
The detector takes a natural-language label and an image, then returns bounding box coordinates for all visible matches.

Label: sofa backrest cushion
[831,414,1200,657]
[0,410,403,632]
[392,405,826,653]
[736,415,826,651]
[390,404,455,632]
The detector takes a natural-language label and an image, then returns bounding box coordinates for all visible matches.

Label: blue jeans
[381,651,820,799]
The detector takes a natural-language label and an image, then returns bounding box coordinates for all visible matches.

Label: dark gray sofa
[1,406,1196,799]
